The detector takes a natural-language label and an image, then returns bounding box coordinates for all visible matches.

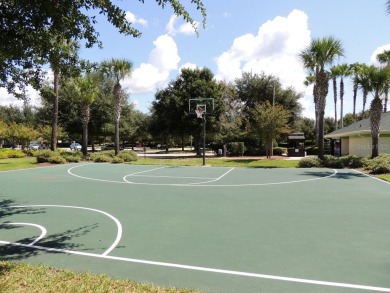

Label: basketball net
[195,107,205,118]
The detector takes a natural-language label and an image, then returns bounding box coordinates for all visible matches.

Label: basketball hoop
[195,106,205,118]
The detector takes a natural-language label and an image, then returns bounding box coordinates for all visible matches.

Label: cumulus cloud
[124,34,180,94]
[165,15,197,36]
[0,85,42,108]
[215,9,311,93]
[179,62,198,71]
[125,11,148,26]
[370,44,390,66]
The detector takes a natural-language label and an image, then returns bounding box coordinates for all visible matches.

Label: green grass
[134,157,299,168]
[0,157,38,171]
[0,261,199,293]
[377,173,390,182]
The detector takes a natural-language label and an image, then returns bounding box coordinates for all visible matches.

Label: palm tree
[67,75,99,156]
[376,50,390,112]
[355,64,371,119]
[365,66,390,158]
[349,63,364,121]
[329,66,340,129]
[336,63,351,128]
[300,36,344,159]
[101,58,133,155]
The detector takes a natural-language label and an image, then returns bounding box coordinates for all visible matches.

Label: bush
[364,154,390,174]
[118,150,137,162]
[298,157,322,168]
[305,146,318,156]
[227,142,245,156]
[36,150,60,163]
[62,154,81,163]
[273,147,286,156]
[0,148,26,159]
[341,155,364,168]
[111,156,124,164]
[24,149,38,157]
[48,155,67,164]
[321,155,344,169]
[92,155,112,163]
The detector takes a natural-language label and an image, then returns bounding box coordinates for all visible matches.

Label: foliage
[340,155,364,168]
[321,155,345,168]
[48,155,67,164]
[273,147,287,156]
[0,0,206,95]
[92,155,112,163]
[118,151,138,162]
[247,100,290,158]
[111,156,124,164]
[0,148,26,159]
[61,151,82,163]
[227,142,245,156]
[298,157,322,168]
[35,150,60,163]
[364,154,390,174]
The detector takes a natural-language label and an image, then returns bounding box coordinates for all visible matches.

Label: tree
[336,63,350,128]
[299,36,344,159]
[65,74,99,155]
[329,66,340,129]
[355,63,371,118]
[349,63,364,121]
[150,67,224,155]
[101,59,133,155]
[366,66,390,158]
[376,50,390,112]
[0,0,206,95]
[248,101,290,158]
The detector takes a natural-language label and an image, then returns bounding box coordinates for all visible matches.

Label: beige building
[325,112,390,157]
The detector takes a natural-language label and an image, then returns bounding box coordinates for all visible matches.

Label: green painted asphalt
[1,164,390,293]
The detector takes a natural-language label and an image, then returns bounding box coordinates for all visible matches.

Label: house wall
[348,136,390,157]
[341,137,349,156]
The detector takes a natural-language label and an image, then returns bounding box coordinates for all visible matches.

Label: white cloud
[165,15,197,36]
[179,62,198,71]
[215,9,311,94]
[0,85,41,108]
[124,34,180,94]
[370,44,390,66]
[125,11,148,26]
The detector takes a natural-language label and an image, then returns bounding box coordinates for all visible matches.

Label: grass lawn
[0,261,198,293]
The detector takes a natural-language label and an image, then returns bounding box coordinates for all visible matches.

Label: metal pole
[202,114,206,166]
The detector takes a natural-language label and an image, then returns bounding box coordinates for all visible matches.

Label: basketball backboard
[188,98,214,116]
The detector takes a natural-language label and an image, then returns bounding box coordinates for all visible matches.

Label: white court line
[353,169,390,185]
[128,175,217,180]
[0,240,389,292]
[68,164,338,187]
[0,222,47,246]
[190,167,235,185]
[9,205,122,256]
[123,166,169,182]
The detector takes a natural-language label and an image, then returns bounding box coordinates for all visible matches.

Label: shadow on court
[0,198,99,261]
[301,170,367,179]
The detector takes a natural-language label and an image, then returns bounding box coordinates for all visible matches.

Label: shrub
[273,147,286,156]
[227,142,245,156]
[305,146,318,156]
[62,154,81,163]
[341,155,364,168]
[24,149,38,157]
[111,156,124,164]
[298,157,322,168]
[7,149,26,158]
[36,150,60,163]
[92,155,112,163]
[321,155,344,169]
[365,154,390,174]
[48,155,67,164]
[118,150,137,162]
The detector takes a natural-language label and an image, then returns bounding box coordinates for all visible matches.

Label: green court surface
[1,163,390,293]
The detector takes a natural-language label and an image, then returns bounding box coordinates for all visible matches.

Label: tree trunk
[81,103,90,156]
[113,83,122,156]
[353,84,358,121]
[333,77,337,129]
[316,70,328,160]
[51,71,59,151]
[370,97,383,158]
[340,78,344,128]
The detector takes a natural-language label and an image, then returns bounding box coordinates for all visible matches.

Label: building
[324,112,390,157]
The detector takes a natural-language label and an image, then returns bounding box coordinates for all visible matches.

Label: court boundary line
[8,205,122,256]
[353,169,390,185]
[68,164,338,187]
[0,240,389,292]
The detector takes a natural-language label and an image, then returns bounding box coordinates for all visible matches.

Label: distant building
[325,112,390,157]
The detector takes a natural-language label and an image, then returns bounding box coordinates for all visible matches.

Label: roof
[325,111,390,138]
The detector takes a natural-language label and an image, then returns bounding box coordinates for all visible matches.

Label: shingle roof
[325,111,390,138]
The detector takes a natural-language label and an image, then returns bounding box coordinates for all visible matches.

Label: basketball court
[1,163,390,292]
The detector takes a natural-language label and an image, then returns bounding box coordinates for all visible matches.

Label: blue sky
[2,0,390,119]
